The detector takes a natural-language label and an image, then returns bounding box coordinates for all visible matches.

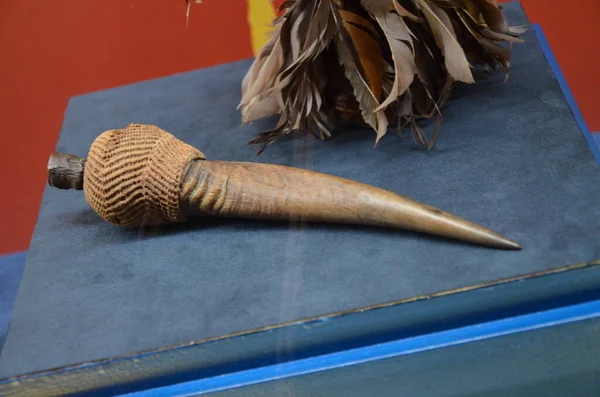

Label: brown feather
[361,0,417,112]
[331,3,389,143]
[417,0,475,84]
[336,9,384,100]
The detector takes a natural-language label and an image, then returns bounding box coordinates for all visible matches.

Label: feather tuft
[194,0,524,153]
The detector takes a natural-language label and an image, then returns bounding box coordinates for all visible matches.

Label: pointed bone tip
[435,214,522,251]
[484,233,522,251]
[498,238,522,250]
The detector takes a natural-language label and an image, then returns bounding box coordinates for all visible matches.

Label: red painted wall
[518,0,600,132]
[0,0,598,255]
[0,0,252,255]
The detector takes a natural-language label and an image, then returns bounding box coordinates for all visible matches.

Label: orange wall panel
[0,0,252,255]
[517,0,600,133]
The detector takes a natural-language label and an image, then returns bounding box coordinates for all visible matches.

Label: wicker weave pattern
[83,124,205,227]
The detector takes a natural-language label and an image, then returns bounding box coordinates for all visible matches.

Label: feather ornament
[189,0,525,153]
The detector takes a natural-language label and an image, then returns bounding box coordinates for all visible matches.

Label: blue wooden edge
[594,133,600,152]
[532,24,600,163]
[121,298,600,397]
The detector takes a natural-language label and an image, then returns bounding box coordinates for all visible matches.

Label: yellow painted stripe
[247,0,277,56]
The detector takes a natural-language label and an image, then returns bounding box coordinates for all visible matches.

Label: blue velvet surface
[0,252,26,354]
[1,2,599,378]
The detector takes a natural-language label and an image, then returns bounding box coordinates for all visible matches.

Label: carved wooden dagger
[47,123,521,250]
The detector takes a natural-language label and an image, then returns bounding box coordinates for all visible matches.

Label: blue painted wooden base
[121,299,600,397]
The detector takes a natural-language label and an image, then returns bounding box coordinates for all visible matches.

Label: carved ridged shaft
[46,124,521,250]
[179,160,521,250]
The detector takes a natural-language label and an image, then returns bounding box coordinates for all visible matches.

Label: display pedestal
[1,2,599,396]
